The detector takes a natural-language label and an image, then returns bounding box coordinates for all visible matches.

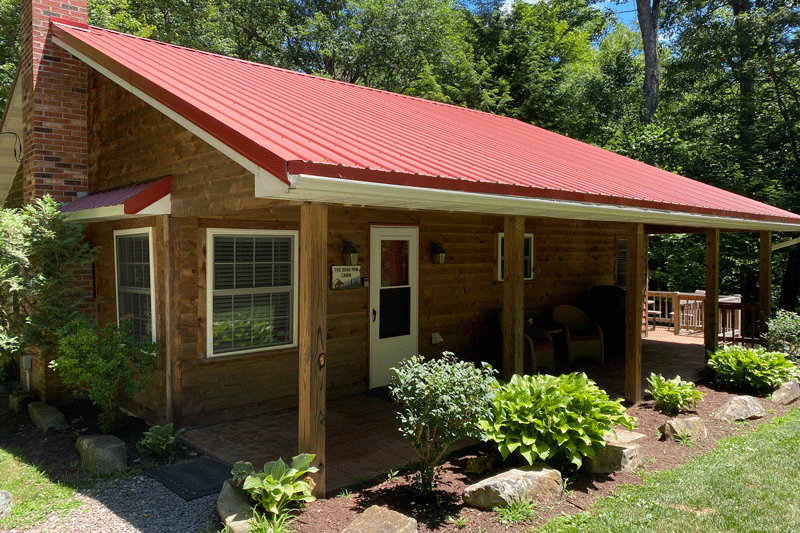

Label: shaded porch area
[182,327,706,492]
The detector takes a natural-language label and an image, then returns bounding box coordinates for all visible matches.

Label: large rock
[217,480,253,533]
[586,441,641,474]
[9,390,36,413]
[0,490,11,518]
[76,435,127,474]
[660,417,707,442]
[340,505,417,533]
[28,402,69,431]
[462,464,563,510]
[772,380,800,406]
[714,396,766,423]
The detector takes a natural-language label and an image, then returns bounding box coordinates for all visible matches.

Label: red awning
[61,176,171,222]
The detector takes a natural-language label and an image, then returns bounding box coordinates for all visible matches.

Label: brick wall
[20,0,88,205]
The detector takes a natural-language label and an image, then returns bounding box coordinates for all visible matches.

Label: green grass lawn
[0,447,83,530]
[541,407,800,533]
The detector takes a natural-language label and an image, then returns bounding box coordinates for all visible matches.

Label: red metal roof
[60,176,170,213]
[50,19,800,226]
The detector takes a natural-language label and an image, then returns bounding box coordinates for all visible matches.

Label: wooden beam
[502,215,525,381]
[704,229,720,355]
[166,216,181,425]
[299,203,328,497]
[760,231,772,336]
[624,223,645,403]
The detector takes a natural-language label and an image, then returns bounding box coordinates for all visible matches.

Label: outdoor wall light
[431,242,446,264]
[342,241,359,265]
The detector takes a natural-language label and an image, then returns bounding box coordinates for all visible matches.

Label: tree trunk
[780,247,800,311]
[636,0,661,124]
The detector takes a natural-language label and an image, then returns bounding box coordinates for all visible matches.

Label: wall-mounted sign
[331,265,361,290]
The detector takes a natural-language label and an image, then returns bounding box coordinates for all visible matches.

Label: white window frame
[114,227,156,341]
[497,232,535,282]
[206,228,299,358]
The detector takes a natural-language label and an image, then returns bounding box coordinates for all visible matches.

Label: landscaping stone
[217,480,253,533]
[0,490,11,518]
[28,401,69,431]
[610,429,646,443]
[465,455,495,474]
[76,435,127,474]
[772,380,800,405]
[462,463,563,510]
[340,505,417,533]
[660,417,707,442]
[714,396,766,423]
[9,390,36,413]
[585,440,641,474]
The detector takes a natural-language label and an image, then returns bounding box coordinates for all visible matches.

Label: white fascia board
[286,174,800,233]
[53,35,289,195]
[772,236,800,252]
[64,202,169,223]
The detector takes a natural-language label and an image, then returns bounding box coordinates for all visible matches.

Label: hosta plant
[708,345,797,396]
[390,352,496,491]
[136,423,185,458]
[231,453,318,519]
[645,373,704,414]
[481,373,635,473]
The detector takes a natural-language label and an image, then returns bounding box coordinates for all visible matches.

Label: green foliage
[249,508,295,533]
[52,319,158,433]
[645,373,704,414]
[708,344,797,397]
[389,352,496,491]
[494,497,538,524]
[0,197,97,372]
[231,454,318,519]
[136,423,185,458]
[481,373,635,473]
[764,310,800,360]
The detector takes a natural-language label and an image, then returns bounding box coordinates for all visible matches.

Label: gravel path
[21,476,221,533]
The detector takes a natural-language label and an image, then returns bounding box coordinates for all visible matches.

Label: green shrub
[136,423,185,458]
[708,344,797,396]
[51,319,158,433]
[764,310,800,360]
[481,373,635,473]
[390,352,496,491]
[645,373,704,414]
[231,454,318,520]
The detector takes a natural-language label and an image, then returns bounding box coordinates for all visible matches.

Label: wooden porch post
[759,231,772,336]
[704,229,720,355]
[299,203,327,497]
[503,215,525,381]
[624,223,646,403]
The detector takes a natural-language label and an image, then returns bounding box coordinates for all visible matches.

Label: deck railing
[647,291,761,347]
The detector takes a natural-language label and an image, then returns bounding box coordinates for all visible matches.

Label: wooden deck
[182,326,706,491]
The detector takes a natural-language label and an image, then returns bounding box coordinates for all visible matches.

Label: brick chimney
[20,0,88,205]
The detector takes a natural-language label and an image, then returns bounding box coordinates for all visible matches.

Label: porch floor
[181,326,707,492]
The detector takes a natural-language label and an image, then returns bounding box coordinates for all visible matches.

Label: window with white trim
[497,233,535,281]
[114,228,155,341]
[207,229,298,357]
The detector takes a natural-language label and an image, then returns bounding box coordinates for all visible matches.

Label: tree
[635,0,661,124]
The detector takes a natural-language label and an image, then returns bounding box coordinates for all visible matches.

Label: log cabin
[3,0,800,493]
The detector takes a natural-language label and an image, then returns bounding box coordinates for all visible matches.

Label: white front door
[369,226,419,389]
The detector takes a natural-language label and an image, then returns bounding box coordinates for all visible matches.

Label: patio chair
[551,304,604,364]
[524,324,555,372]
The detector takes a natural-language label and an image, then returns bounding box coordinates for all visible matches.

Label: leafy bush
[645,373,704,414]
[390,352,496,491]
[136,423,185,458]
[231,453,318,519]
[764,310,800,360]
[708,344,797,396]
[51,319,158,433]
[481,373,635,473]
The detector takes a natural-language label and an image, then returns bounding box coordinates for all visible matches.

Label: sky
[596,0,640,28]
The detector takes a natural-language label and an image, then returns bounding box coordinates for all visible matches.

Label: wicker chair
[552,304,604,364]
[524,324,555,372]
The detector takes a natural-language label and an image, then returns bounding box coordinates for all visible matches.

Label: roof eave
[0,70,22,206]
[275,173,800,232]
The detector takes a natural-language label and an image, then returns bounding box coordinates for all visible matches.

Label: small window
[497,233,534,281]
[616,238,627,288]
[114,228,155,341]
[206,229,299,357]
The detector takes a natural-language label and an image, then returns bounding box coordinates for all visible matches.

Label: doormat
[146,455,232,501]
[364,385,394,402]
